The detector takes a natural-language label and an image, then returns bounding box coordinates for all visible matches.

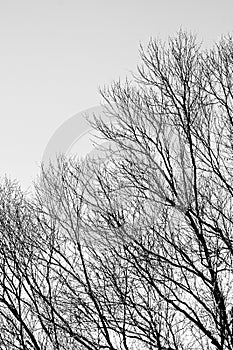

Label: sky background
[1,0,233,193]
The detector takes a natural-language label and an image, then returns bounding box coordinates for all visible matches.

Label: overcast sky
[1,0,233,192]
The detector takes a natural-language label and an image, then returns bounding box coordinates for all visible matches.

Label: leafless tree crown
[1,31,233,350]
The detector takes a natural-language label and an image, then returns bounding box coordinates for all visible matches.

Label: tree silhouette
[1,30,233,349]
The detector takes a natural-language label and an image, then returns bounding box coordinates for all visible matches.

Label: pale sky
[1,0,233,192]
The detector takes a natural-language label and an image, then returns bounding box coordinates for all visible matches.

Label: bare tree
[83,31,233,349]
[1,30,233,350]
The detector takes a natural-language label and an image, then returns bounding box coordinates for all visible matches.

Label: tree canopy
[1,30,233,350]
